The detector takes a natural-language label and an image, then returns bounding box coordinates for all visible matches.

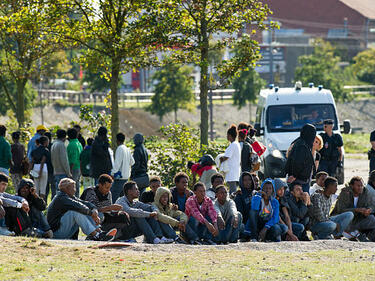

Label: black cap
[18,179,34,189]
[323,119,334,125]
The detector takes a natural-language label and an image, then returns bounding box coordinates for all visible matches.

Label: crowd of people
[0,121,375,245]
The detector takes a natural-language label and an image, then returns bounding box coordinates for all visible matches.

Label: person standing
[30,136,50,201]
[80,138,94,190]
[51,129,71,199]
[369,129,375,173]
[27,125,47,162]
[220,124,241,194]
[10,131,25,190]
[111,133,135,203]
[0,125,12,176]
[318,119,343,177]
[91,127,112,184]
[130,133,149,194]
[238,129,253,172]
[285,124,316,193]
[67,128,83,198]
[73,124,86,149]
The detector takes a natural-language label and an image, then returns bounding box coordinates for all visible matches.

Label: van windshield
[266,104,338,132]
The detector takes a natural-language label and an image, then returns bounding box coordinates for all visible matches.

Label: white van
[254,82,351,183]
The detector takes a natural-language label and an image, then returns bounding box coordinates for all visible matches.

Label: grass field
[1,237,375,280]
[342,133,370,154]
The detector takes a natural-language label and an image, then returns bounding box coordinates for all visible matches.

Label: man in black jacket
[131,133,149,193]
[18,179,53,238]
[47,178,116,240]
[90,127,112,183]
[170,172,193,212]
[285,124,316,193]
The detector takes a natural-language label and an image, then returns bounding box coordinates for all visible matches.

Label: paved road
[344,154,369,184]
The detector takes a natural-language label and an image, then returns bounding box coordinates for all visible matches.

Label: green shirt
[0,136,11,169]
[67,139,83,171]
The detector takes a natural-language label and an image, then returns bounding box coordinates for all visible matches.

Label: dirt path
[344,154,369,184]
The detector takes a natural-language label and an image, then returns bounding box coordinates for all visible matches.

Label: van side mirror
[341,120,351,134]
[254,123,264,136]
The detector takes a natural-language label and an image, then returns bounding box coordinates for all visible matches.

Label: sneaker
[357,233,371,242]
[190,239,202,245]
[160,236,174,244]
[43,230,54,239]
[0,226,14,236]
[153,237,162,244]
[123,238,137,243]
[20,227,38,237]
[250,239,258,242]
[90,228,117,242]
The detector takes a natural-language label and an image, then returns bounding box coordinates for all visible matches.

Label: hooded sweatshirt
[131,133,149,179]
[285,124,316,182]
[251,178,279,229]
[234,172,255,223]
[152,187,188,227]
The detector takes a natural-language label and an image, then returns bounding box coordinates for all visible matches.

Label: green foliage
[79,105,111,141]
[232,68,265,109]
[295,39,349,100]
[146,124,226,187]
[83,69,124,93]
[352,48,375,84]
[342,133,370,154]
[147,64,195,122]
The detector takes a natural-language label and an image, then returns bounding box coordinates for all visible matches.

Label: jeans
[188,216,215,241]
[249,209,288,241]
[30,206,51,232]
[311,211,354,239]
[111,179,127,203]
[216,213,243,243]
[72,169,81,198]
[54,174,68,199]
[53,210,97,239]
[131,217,163,243]
[0,167,9,176]
[291,222,305,239]
[159,222,178,239]
[319,159,338,177]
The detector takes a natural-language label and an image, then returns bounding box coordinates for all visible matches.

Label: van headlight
[272,149,283,158]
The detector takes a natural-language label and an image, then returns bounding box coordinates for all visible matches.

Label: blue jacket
[251,178,279,229]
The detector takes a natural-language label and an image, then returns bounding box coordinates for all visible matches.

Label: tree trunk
[110,61,120,150]
[16,79,27,128]
[249,102,252,123]
[199,20,209,146]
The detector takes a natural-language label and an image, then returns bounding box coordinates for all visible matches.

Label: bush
[146,124,227,188]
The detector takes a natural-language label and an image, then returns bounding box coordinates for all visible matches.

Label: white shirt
[111,144,135,179]
[223,141,241,182]
[354,196,359,208]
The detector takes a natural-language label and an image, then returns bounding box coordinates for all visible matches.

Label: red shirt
[185,195,217,224]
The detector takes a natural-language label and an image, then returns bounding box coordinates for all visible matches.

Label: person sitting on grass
[80,174,131,240]
[153,186,198,244]
[285,181,311,241]
[214,185,242,244]
[249,179,287,242]
[140,176,162,204]
[185,182,218,245]
[234,172,256,239]
[206,173,225,201]
[47,178,117,241]
[0,173,36,237]
[17,178,53,238]
[274,178,303,241]
[170,172,193,212]
[309,177,354,240]
[331,176,375,242]
[116,181,173,244]
[310,171,328,195]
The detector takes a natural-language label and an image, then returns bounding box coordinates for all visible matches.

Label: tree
[147,64,195,122]
[295,39,347,100]
[152,1,272,145]
[0,0,64,127]
[232,68,265,121]
[51,0,161,148]
[352,48,375,84]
